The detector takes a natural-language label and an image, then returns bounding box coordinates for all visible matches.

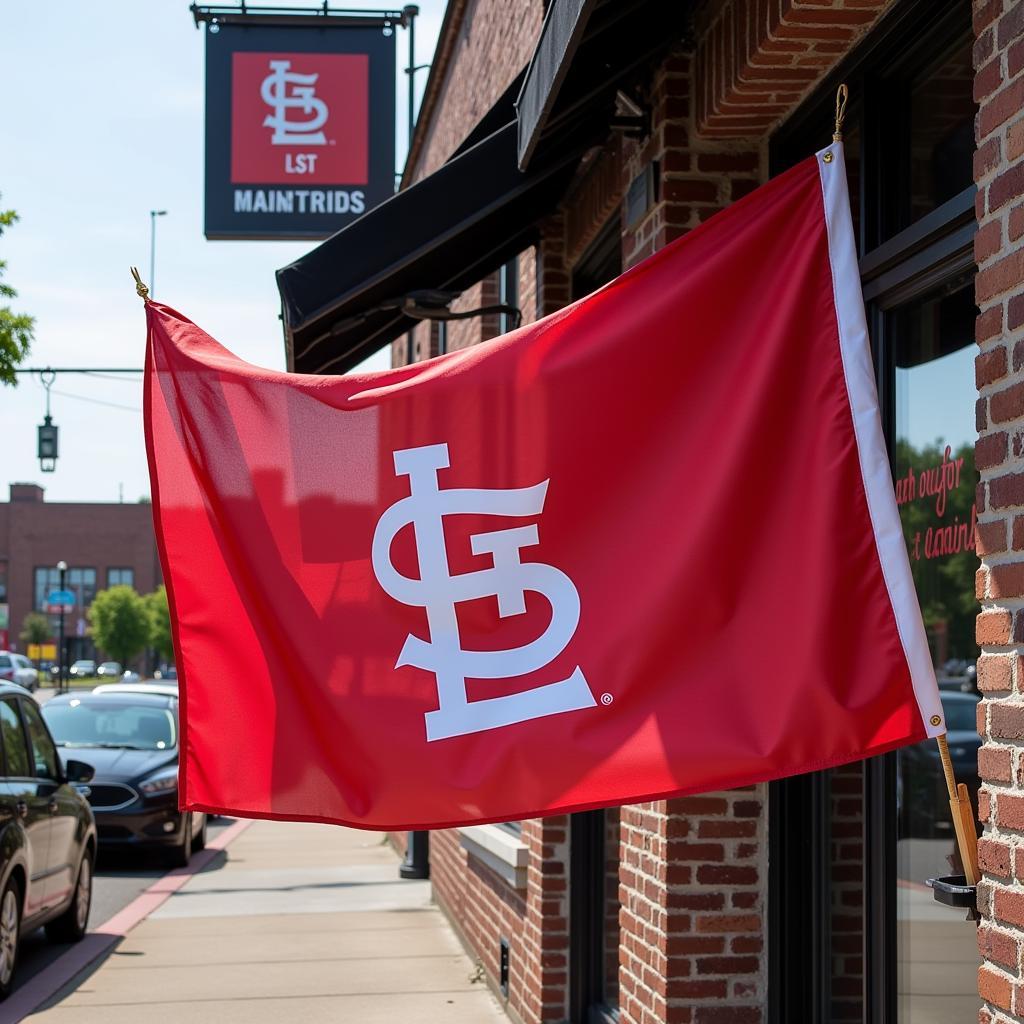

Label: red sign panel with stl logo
[231,52,368,185]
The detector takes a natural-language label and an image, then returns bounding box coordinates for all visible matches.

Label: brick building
[276,0,1023,1019]
[0,483,161,666]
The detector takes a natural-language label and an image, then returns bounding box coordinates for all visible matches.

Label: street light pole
[150,210,167,299]
[404,5,419,148]
[57,560,67,694]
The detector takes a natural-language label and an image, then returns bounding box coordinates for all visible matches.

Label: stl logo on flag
[372,443,596,741]
[230,52,369,185]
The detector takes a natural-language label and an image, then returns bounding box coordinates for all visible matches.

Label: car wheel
[46,849,93,944]
[0,876,22,1000]
[193,814,207,852]
[167,813,193,868]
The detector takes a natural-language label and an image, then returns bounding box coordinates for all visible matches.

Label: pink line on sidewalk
[5,817,252,1023]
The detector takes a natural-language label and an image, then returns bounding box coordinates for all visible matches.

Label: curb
[7,817,252,1023]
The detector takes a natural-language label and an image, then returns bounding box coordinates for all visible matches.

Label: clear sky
[0,0,445,503]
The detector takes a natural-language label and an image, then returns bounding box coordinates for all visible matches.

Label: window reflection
[908,36,975,226]
[893,281,979,1022]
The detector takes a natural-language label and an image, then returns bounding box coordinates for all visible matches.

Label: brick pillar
[622,50,761,271]
[693,0,897,139]
[619,795,767,1024]
[974,0,1024,1019]
[615,42,768,1024]
[521,816,571,1022]
[537,212,571,315]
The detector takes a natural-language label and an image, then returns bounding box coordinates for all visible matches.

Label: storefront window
[892,279,979,1021]
[769,5,976,1019]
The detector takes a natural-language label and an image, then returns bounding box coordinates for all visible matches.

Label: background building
[276,0,1022,1019]
[0,483,161,665]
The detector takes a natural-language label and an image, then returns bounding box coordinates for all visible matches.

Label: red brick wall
[621,50,762,271]
[407,0,545,182]
[973,0,1024,1017]
[383,2,990,1021]
[619,796,766,1024]
[0,487,161,658]
[429,817,571,1023]
[694,0,898,138]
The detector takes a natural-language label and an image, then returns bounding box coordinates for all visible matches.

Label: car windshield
[942,697,979,733]
[0,656,10,668]
[43,701,177,751]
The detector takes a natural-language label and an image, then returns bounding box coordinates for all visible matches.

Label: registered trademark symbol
[601,693,613,706]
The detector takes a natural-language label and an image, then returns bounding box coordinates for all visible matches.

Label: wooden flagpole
[936,732,979,885]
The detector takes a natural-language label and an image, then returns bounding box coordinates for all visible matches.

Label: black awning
[516,0,691,171]
[515,0,597,171]
[277,120,583,375]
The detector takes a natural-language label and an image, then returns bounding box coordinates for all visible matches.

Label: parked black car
[42,692,206,867]
[0,682,96,999]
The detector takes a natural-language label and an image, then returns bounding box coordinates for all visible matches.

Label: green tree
[88,586,150,667]
[0,199,34,385]
[144,585,174,662]
[19,612,51,647]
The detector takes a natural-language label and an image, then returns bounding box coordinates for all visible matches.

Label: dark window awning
[277,118,583,375]
[276,0,689,375]
[516,0,691,171]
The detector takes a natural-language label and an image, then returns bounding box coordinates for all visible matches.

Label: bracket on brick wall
[928,874,978,922]
[610,89,649,141]
[385,290,523,331]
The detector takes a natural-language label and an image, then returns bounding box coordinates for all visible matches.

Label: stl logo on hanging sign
[372,443,596,742]
[230,52,369,185]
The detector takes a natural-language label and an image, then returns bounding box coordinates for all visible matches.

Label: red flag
[145,143,944,830]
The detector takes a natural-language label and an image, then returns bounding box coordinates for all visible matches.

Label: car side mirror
[65,759,95,784]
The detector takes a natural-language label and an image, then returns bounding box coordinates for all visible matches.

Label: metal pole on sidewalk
[397,10,428,878]
[399,829,429,879]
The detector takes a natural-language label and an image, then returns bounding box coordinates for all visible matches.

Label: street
[6,686,232,999]
[10,818,502,1023]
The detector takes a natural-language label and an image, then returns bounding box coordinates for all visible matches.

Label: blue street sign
[46,589,75,608]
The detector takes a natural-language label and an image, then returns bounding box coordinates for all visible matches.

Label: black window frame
[767,1,975,1021]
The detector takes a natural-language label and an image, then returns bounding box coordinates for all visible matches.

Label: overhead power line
[14,367,144,374]
[48,388,141,413]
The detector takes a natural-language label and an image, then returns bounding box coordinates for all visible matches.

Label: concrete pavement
[21,820,506,1023]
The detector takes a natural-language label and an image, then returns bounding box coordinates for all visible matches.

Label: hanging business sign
[202,19,396,240]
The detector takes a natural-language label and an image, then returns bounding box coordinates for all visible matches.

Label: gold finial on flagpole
[833,83,849,142]
[130,267,150,302]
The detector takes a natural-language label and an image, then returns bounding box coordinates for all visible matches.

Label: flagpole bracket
[928,874,978,922]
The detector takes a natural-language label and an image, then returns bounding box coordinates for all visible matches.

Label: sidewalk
[23,820,506,1023]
